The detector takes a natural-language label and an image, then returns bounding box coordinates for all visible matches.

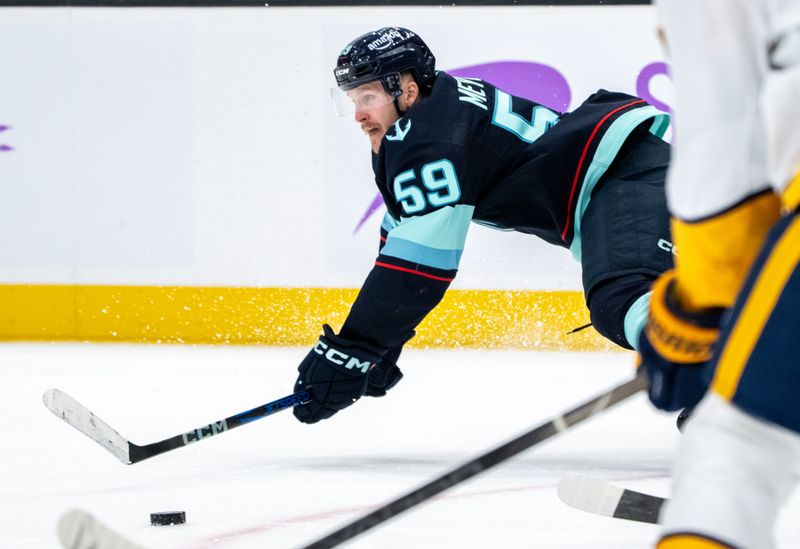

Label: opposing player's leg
[658,210,800,548]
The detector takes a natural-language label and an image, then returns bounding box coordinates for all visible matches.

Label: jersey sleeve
[377,211,396,252]
[340,140,475,348]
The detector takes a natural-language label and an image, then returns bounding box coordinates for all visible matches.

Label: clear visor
[330,82,395,117]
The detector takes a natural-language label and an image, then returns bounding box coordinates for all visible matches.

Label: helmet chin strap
[393,98,404,117]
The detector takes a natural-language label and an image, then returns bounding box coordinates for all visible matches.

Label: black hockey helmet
[334,27,436,97]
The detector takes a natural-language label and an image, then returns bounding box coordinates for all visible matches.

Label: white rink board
[0,7,672,289]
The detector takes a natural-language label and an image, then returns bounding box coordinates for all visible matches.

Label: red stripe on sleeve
[375,261,454,282]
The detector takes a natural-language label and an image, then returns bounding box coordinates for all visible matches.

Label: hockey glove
[365,348,403,397]
[365,331,414,397]
[293,325,384,424]
[638,271,722,412]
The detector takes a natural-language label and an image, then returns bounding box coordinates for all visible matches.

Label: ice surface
[2,343,799,548]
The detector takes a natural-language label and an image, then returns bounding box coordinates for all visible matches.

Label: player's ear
[401,78,420,109]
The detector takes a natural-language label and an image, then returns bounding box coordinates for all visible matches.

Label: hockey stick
[557,474,665,524]
[43,388,311,465]
[300,374,648,549]
[58,509,143,549]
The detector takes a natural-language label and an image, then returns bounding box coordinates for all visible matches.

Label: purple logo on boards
[353,193,386,235]
[0,125,12,152]
[636,62,671,113]
[448,61,571,112]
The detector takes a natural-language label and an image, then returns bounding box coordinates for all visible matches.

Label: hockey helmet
[334,27,436,97]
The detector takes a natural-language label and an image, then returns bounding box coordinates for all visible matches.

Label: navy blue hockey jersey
[340,71,669,350]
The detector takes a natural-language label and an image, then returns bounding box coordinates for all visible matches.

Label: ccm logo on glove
[312,340,372,373]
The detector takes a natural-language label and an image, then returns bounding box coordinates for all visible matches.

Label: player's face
[348,81,400,153]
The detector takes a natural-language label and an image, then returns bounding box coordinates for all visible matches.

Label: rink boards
[0,5,668,350]
[0,284,614,350]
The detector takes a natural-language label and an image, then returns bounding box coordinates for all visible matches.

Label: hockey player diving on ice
[292,27,674,424]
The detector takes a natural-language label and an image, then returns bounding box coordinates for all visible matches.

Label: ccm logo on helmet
[335,67,350,77]
[313,340,372,373]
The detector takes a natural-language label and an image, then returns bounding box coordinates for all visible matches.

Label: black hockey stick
[43,388,311,464]
[557,474,665,524]
[300,374,648,549]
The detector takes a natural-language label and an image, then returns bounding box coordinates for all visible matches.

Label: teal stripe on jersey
[381,204,475,269]
[649,114,670,138]
[624,291,652,350]
[380,238,463,270]
[569,106,670,262]
[381,212,399,232]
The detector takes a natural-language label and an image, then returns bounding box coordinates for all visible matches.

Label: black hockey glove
[364,331,413,397]
[365,349,403,397]
[638,271,721,411]
[293,325,384,424]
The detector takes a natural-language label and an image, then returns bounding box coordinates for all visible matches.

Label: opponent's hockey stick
[557,474,665,524]
[300,374,648,549]
[43,388,311,465]
[58,509,143,549]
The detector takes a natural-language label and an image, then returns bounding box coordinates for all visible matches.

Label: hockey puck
[150,511,186,526]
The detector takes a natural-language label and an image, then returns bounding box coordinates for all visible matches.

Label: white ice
[3,343,800,549]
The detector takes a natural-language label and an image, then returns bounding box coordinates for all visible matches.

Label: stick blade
[58,509,143,549]
[558,474,625,517]
[557,474,665,524]
[43,389,131,464]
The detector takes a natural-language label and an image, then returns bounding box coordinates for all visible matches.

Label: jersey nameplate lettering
[455,77,488,111]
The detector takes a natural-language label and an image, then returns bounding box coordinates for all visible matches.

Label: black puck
[150,511,186,526]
